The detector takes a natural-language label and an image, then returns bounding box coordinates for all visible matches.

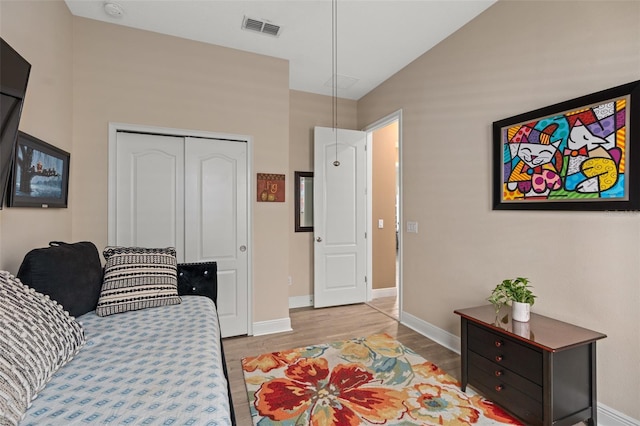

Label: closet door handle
[316,237,323,242]
[239,245,247,252]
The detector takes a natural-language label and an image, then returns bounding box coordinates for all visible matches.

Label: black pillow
[17,241,103,318]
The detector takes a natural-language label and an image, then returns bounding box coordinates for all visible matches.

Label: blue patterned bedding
[22,296,232,425]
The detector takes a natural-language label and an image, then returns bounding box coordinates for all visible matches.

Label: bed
[0,242,236,426]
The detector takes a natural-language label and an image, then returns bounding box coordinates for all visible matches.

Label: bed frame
[177,261,236,425]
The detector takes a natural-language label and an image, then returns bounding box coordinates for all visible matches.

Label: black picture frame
[294,171,314,232]
[8,131,70,208]
[493,80,640,211]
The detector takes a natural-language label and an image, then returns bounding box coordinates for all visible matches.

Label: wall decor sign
[493,80,640,211]
[257,173,285,202]
[8,131,70,208]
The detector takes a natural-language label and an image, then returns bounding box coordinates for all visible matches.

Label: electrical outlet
[406,221,418,233]
[288,276,292,286]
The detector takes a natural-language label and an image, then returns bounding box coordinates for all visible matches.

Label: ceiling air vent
[242,16,281,37]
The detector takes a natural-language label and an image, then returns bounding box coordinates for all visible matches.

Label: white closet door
[113,131,249,337]
[184,137,248,337]
[115,132,185,258]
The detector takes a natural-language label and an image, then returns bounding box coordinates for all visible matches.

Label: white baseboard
[252,317,292,336]
[371,287,398,299]
[599,403,640,426]
[400,310,460,354]
[290,290,399,307]
[289,295,313,309]
[399,310,639,426]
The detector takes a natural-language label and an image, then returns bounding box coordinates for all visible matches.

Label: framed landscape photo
[493,80,640,211]
[8,131,70,208]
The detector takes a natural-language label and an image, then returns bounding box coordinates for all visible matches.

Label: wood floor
[367,295,399,319]
[222,302,460,425]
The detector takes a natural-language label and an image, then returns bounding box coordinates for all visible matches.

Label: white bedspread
[22,296,232,425]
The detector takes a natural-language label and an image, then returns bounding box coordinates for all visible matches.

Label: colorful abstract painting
[493,80,640,210]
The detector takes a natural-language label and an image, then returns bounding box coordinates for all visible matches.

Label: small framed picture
[257,173,285,202]
[8,131,70,208]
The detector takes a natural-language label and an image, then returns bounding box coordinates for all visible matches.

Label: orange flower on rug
[242,333,522,425]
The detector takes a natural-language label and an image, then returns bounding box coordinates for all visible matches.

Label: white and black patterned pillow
[0,271,85,425]
[96,246,181,317]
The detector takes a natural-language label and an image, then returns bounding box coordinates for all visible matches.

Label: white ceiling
[64,0,496,100]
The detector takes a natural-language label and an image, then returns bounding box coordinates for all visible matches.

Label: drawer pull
[192,286,197,291]
[494,340,503,348]
[495,355,503,362]
[495,385,504,392]
[494,370,503,377]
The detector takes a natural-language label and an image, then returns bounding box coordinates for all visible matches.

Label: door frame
[107,122,254,335]
[362,110,403,322]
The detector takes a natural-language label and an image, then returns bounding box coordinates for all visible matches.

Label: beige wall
[70,18,291,324]
[372,122,397,289]
[0,1,73,273]
[358,0,640,418]
[0,2,292,325]
[288,90,357,300]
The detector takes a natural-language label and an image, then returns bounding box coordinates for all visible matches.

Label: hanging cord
[332,0,340,167]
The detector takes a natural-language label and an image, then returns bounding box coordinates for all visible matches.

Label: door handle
[316,237,322,242]
[239,245,247,252]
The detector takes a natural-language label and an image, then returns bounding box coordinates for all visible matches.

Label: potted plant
[488,277,536,322]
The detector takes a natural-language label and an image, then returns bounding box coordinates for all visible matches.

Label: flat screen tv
[1,37,31,209]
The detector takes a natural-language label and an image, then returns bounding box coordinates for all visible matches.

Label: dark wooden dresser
[454,305,606,426]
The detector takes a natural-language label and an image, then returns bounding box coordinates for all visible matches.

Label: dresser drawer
[469,364,543,425]
[468,323,542,384]
[468,351,542,401]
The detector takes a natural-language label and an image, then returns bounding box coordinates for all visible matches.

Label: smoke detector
[104,2,124,18]
[242,16,281,37]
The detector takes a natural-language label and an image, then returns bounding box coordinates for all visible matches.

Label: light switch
[406,221,418,233]
[378,219,384,229]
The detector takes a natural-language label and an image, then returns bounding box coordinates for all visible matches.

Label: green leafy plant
[488,277,536,312]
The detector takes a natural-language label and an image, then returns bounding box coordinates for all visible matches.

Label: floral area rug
[241,333,523,425]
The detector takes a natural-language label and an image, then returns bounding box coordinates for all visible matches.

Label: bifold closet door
[113,131,249,337]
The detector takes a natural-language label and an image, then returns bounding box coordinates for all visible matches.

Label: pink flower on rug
[242,349,301,373]
[254,357,407,425]
[404,382,481,425]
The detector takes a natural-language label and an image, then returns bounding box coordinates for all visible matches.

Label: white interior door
[313,126,367,308]
[112,130,249,337]
[184,137,248,337]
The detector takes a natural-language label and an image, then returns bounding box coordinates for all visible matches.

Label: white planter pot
[512,319,531,338]
[512,301,531,322]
